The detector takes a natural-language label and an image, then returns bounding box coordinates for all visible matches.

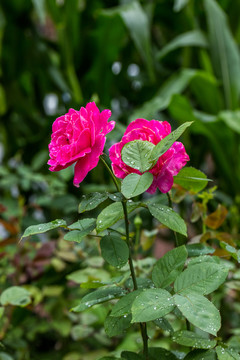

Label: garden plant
[0,0,240,359]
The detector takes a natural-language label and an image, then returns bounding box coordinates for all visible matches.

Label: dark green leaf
[121,140,155,173]
[121,173,153,199]
[204,0,240,109]
[148,347,177,360]
[0,286,31,307]
[174,262,228,295]
[64,218,96,243]
[100,235,129,268]
[72,287,126,312]
[104,314,131,337]
[148,203,187,236]
[154,317,174,333]
[150,122,192,163]
[172,330,217,349]
[111,290,142,317]
[121,351,143,360]
[96,201,141,232]
[186,244,215,257]
[174,293,221,335]
[131,288,174,323]
[184,349,217,360]
[152,246,187,288]
[78,192,108,213]
[174,167,209,193]
[216,346,240,359]
[21,219,66,240]
[157,30,208,60]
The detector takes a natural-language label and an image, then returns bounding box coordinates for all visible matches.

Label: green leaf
[186,244,215,257]
[148,347,177,360]
[0,353,14,360]
[148,203,187,236]
[188,255,220,267]
[174,293,221,335]
[21,219,66,240]
[204,0,240,109]
[184,349,217,360]
[64,218,96,243]
[219,111,240,134]
[152,246,187,288]
[172,330,217,349]
[157,30,208,60]
[96,201,141,232]
[121,351,143,360]
[66,268,110,285]
[78,192,108,213]
[121,140,155,173]
[0,286,31,307]
[174,262,228,295]
[131,288,174,323]
[121,173,153,199]
[104,314,131,337]
[150,121,193,163]
[111,290,142,317]
[174,167,209,193]
[100,235,129,268]
[216,346,240,359]
[173,0,189,12]
[71,287,126,312]
[154,317,174,333]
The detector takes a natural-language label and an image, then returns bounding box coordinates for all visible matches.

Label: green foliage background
[0,0,240,359]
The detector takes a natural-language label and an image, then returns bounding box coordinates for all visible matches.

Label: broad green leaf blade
[119,1,154,81]
[71,287,126,312]
[0,286,31,307]
[152,245,187,288]
[121,351,143,360]
[121,140,155,173]
[174,167,209,193]
[64,218,96,243]
[157,30,208,60]
[96,201,141,232]
[66,268,110,284]
[216,346,240,359]
[21,219,66,240]
[174,263,228,295]
[184,350,217,360]
[150,121,193,163]
[188,255,220,267]
[104,314,131,338]
[131,288,174,323]
[111,290,142,317]
[174,0,189,12]
[219,111,240,134]
[154,317,174,334]
[186,244,215,257]
[78,192,108,213]
[174,293,221,335]
[172,330,217,349]
[121,173,153,199]
[204,0,240,109]
[100,235,129,268]
[148,203,187,236]
[148,347,178,360]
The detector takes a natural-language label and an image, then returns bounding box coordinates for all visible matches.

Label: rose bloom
[48,102,115,186]
[109,118,189,194]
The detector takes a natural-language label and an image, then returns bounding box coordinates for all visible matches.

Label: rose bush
[48,102,115,186]
[109,118,189,193]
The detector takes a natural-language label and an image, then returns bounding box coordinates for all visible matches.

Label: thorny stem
[167,191,190,331]
[101,156,149,359]
[167,192,180,247]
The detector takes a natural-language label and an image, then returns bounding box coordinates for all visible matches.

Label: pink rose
[109,119,189,194]
[48,102,115,186]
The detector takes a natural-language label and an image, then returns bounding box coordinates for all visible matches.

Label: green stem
[100,156,149,359]
[167,192,180,247]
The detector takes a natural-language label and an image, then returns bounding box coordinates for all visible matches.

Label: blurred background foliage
[0,0,240,359]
